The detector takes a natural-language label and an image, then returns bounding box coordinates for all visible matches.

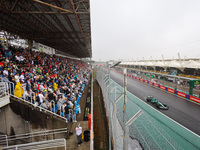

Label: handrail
[2,138,66,150]
[11,95,67,121]
[90,72,94,150]
[0,128,67,147]
[0,128,67,139]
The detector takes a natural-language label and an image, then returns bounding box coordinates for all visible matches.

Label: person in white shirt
[15,55,20,64]
[38,91,45,104]
[76,124,82,146]
[20,55,24,62]
[20,73,25,80]
[15,73,20,83]
[24,90,31,102]
[3,69,8,76]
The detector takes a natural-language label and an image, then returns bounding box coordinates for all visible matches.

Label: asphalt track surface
[110,70,200,136]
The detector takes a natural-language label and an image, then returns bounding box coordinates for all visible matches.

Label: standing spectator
[76,123,82,146]
[57,94,66,113]
[47,90,56,102]
[14,82,23,98]
[64,103,71,123]
[24,90,31,102]
[15,73,20,83]
[72,101,77,122]
[38,91,45,105]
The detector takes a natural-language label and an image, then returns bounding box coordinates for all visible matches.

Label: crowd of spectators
[0,41,91,123]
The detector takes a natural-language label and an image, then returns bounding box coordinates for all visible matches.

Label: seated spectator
[41,100,48,110]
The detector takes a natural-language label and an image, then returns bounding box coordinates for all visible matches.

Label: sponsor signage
[168,88,175,93]
[160,85,166,90]
[154,83,159,87]
[177,91,186,98]
[137,77,139,80]
[190,96,200,103]
[149,82,153,85]
[145,80,148,83]
[140,79,143,82]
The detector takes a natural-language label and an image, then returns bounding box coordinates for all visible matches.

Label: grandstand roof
[0,0,91,58]
[120,59,200,69]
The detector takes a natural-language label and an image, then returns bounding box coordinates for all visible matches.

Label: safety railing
[10,94,67,121]
[90,71,94,150]
[96,67,200,150]
[2,138,66,150]
[0,82,14,98]
[0,128,67,148]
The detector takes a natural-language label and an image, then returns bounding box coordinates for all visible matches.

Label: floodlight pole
[123,68,127,150]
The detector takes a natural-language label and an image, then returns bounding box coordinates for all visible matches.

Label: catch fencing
[96,67,200,150]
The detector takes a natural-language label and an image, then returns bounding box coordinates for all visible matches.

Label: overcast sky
[91,0,200,61]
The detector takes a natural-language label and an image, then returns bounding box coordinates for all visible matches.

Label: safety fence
[96,67,200,150]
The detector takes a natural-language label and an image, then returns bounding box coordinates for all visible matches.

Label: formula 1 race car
[146,96,169,110]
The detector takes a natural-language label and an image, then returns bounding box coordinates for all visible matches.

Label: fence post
[124,110,143,150]
[123,68,127,150]
[6,135,8,147]
[113,93,123,150]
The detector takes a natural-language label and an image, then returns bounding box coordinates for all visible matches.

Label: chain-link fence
[96,67,200,150]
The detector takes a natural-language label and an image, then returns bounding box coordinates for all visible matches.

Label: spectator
[47,90,56,102]
[72,101,77,122]
[76,123,82,146]
[41,100,48,109]
[38,91,45,105]
[24,90,31,102]
[64,102,71,123]
[14,81,23,98]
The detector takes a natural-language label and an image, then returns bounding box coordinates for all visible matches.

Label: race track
[110,70,200,136]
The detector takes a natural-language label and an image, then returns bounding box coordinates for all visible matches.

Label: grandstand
[0,0,93,149]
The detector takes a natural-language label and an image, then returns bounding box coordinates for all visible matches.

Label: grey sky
[91,0,200,61]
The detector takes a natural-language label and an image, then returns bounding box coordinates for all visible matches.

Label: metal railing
[90,71,94,150]
[96,67,200,150]
[0,82,14,98]
[2,138,66,150]
[0,128,67,148]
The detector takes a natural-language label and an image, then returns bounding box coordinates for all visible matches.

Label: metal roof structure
[120,59,200,69]
[0,0,91,58]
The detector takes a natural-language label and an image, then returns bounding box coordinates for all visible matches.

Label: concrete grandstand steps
[0,95,10,108]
